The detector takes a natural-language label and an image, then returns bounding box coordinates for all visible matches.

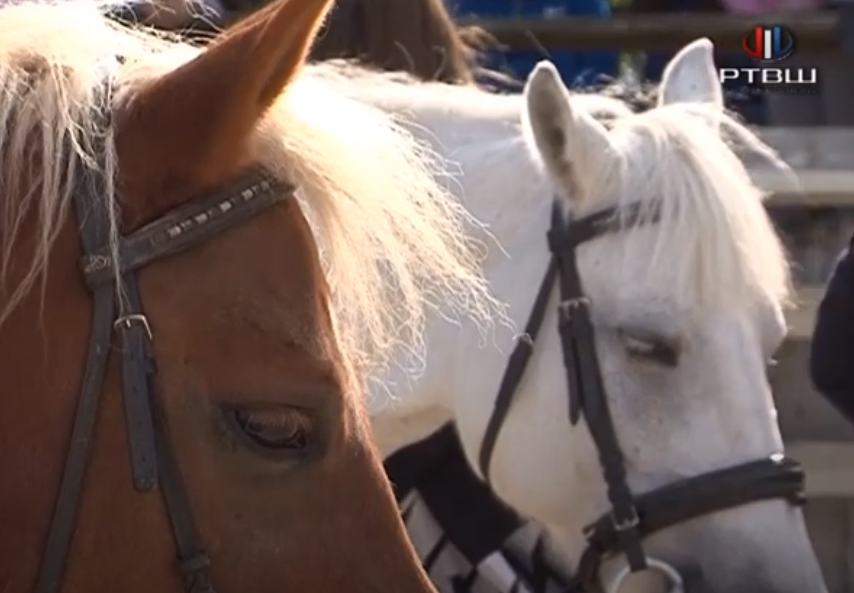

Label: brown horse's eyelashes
[220,404,318,463]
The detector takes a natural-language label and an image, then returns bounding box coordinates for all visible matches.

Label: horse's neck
[359,85,555,252]
[352,82,525,144]
[369,90,559,456]
[365,85,597,572]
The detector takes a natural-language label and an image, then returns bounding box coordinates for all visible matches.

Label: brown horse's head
[0,0,498,591]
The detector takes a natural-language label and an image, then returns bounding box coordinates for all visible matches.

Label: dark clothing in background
[810,241,854,426]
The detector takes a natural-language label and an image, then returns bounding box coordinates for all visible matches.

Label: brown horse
[0,0,498,591]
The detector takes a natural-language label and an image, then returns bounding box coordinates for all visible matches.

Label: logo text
[719,67,818,86]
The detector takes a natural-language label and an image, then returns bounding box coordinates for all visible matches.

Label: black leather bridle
[32,154,292,593]
[477,199,806,593]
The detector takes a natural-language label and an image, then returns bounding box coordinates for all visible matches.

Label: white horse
[310,40,826,593]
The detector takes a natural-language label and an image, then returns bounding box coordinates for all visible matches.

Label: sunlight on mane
[309,60,634,125]
[312,59,789,314]
[605,103,793,312]
[0,0,505,386]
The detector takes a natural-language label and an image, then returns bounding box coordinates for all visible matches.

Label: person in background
[451,0,620,88]
[810,239,854,426]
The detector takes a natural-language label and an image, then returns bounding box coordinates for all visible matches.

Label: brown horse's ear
[120,0,334,195]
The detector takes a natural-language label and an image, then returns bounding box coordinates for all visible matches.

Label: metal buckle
[612,506,640,532]
[114,314,152,339]
[558,296,590,321]
[580,506,640,544]
[516,333,534,347]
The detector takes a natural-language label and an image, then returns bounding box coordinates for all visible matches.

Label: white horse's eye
[618,329,680,367]
[623,334,656,354]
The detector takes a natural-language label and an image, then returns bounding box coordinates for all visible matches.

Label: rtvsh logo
[718,25,818,93]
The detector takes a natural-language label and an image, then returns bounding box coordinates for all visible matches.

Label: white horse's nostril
[607,557,685,593]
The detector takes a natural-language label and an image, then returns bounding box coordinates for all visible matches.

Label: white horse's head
[468,39,825,592]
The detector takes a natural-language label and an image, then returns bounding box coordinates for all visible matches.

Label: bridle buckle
[611,505,640,532]
[558,296,590,321]
[580,504,640,544]
[515,332,534,347]
[114,313,152,339]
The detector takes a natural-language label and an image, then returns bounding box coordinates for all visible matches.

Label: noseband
[34,150,292,593]
[478,199,806,593]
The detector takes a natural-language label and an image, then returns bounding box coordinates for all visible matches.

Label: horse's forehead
[578,229,774,335]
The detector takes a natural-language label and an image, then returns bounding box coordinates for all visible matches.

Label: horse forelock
[605,103,792,313]
[0,0,504,389]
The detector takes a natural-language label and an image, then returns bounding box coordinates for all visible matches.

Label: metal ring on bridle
[607,557,684,593]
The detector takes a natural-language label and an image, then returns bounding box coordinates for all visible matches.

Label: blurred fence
[458,12,839,51]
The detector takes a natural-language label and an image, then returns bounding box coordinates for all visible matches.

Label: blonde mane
[312,59,791,315]
[599,103,793,312]
[0,0,503,382]
[309,59,634,126]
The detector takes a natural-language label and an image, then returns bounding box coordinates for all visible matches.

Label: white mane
[312,59,792,314]
[308,60,634,141]
[553,102,793,312]
[0,0,505,385]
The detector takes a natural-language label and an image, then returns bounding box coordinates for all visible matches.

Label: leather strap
[154,401,216,593]
[571,456,805,592]
[477,256,558,482]
[35,139,291,593]
[116,271,159,491]
[475,197,806,593]
[549,202,646,573]
[80,173,288,289]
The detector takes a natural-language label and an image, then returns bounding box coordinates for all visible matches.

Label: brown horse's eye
[226,407,310,452]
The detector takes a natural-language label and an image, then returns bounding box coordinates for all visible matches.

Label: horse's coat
[0,0,502,591]
[312,41,826,593]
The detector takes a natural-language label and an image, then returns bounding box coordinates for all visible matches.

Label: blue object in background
[452,0,619,88]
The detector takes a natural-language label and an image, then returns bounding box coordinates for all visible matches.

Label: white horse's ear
[658,38,723,110]
[523,61,614,205]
